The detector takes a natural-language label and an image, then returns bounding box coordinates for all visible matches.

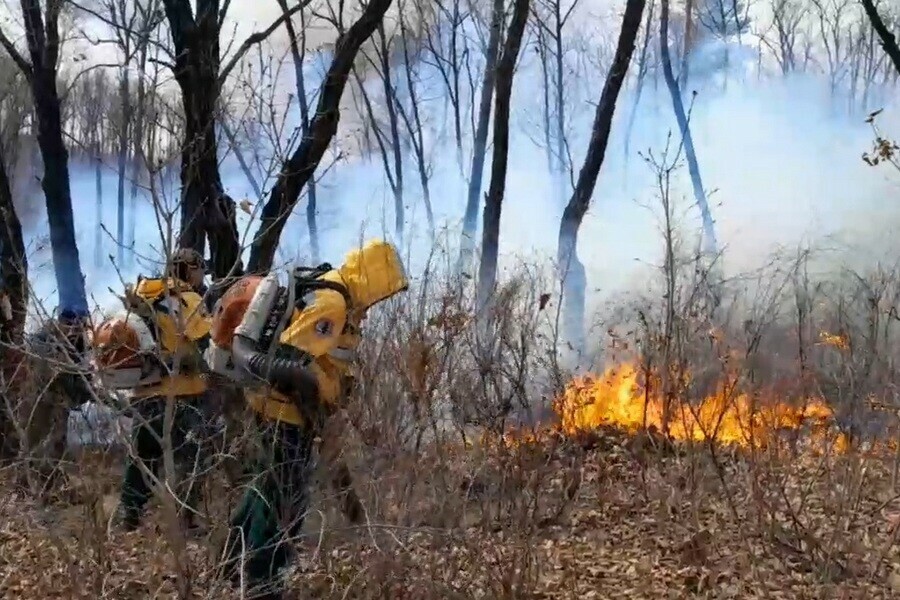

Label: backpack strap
[292,264,352,308]
[279,264,355,345]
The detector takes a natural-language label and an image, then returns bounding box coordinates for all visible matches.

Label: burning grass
[554,362,849,452]
[3,243,900,597]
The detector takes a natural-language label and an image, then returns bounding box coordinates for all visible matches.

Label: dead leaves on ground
[0,430,899,598]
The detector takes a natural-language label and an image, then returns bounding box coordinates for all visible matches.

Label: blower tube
[231,271,321,412]
[231,334,320,408]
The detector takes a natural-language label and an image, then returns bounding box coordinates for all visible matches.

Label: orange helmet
[210,275,264,350]
[92,312,156,369]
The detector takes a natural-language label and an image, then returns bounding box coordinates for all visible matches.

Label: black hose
[232,335,322,422]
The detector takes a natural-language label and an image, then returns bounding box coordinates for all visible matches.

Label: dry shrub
[1,241,900,598]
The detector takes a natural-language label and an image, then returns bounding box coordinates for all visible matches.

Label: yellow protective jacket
[247,239,408,427]
[128,276,212,398]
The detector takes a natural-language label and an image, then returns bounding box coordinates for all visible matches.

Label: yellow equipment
[206,239,409,426]
[92,276,211,396]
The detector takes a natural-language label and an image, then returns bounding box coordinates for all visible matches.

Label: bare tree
[477,0,531,307]
[557,0,646,354]
[861,0,900,76]
[680,0,696,89]
[762,0,808,75]
[354,23,406,244]
[126,0,161,266]
[100,0,146,266]
[623,0,656,170]
[809,0,854,98]
[0,0,90,319]
[532,0,582,206]
[247,0,396,273]
[0,138,25,460]
[661,0,717,256]
[696,0,751,89]
[456,0,504,275]
[79,71,108,268]
[374,24,405,242]
[0,131,27,350]
[418,0,469,176]
[397,2,436,239]
[157,0,306,279]
[277,0,321,261]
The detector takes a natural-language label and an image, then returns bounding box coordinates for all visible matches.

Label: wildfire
[553,363,846,451]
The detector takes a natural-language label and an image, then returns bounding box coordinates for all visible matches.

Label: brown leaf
[539,293,551,310]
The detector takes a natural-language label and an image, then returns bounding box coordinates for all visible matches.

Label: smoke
[16,14,900,323]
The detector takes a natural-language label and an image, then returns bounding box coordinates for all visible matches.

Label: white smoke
[15,7,900,324]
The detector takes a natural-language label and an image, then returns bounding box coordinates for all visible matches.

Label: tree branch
[219,0,233,24]
[218,0,311,86]
[247,0,395,273]
[0,29,32,78]
[860,0,900,76]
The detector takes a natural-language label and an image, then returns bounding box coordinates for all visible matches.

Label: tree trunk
[278,0,320,263]
[456,0,504,275]
[247,0,396,274]
[477,0,530,308]
[399,10,435,239]
[32,72,89,318]
[94,136,104,269]
[537,27,554,175]
[0,145,26,346]
[117,66,130,266]
[553,3,567,205]
[679,0,694,90]
[128,43,149,267]
[449,0,464,176]
[557,0,646,355]
[376,24,405,243]
[165,0,240,279]
[0,1,88,318]
[660,0,717,255]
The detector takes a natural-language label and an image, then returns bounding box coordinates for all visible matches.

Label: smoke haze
[17,24,900,320]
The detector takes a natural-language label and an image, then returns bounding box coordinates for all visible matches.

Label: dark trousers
[221,417,315,595]
[118,395,210,529]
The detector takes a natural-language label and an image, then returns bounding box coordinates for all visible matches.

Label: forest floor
[0,426,899,599]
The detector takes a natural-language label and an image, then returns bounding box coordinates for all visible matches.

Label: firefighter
[94,248,214,531]
[207,239,408,597]
[22,310,93,495]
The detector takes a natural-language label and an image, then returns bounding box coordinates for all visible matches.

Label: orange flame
[553,363,846,450]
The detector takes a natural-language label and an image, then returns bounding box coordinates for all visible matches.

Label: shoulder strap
[292,263,352,311]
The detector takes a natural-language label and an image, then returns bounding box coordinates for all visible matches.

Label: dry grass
[0,427,898,598]
[1,244,900,598]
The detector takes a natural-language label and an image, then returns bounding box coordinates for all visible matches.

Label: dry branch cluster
[0,255,896,597]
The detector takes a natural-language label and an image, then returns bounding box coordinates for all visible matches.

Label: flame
[818,331,849,350]
[553,363,846,450]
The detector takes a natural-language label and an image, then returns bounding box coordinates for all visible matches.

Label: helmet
[171,247,206,272]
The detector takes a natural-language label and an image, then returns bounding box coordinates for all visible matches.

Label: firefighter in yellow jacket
[92,248,213,531]
[207,239,408,597]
